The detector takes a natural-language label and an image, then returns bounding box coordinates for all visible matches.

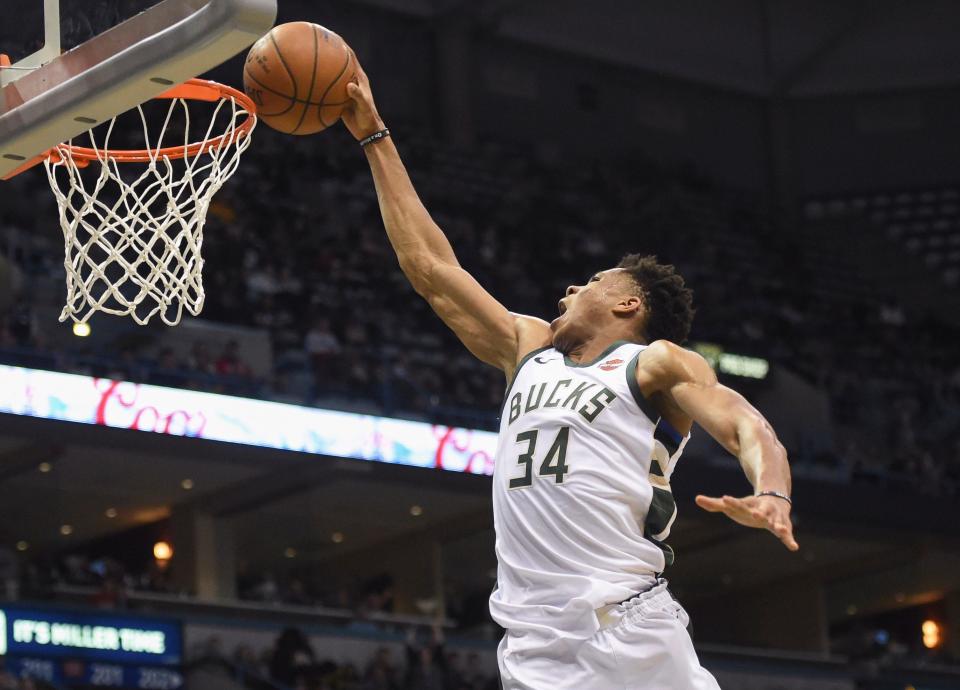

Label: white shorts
[498,580,721,690]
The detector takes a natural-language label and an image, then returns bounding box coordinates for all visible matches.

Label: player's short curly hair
[616,254,695,344]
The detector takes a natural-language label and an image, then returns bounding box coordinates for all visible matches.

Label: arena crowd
[2,118,958,495]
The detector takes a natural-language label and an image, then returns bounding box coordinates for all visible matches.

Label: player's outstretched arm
[640,341,799,551]
[341,59,549,375]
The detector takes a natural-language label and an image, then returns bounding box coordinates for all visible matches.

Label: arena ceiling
[349,0,960,96]
[7,0,957,97]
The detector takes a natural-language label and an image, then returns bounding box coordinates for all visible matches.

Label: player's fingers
[769,519,796,548]
[351,52,370,87]
[775,523,800,551]
[721,495,752,517]
[713,496,754,524]
[695,495,725,512]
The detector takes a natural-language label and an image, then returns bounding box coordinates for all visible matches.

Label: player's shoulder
[512,314,552,353]
[639,339,715,387]
[499,313,552,380]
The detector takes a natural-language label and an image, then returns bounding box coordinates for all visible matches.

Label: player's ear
[612,295,642,317]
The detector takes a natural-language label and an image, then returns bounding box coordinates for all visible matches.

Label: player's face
[551,268,634,350]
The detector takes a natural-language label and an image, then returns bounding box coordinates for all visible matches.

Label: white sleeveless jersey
[489,341,690,642]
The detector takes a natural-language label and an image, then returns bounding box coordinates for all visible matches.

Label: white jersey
[489,341,690,644]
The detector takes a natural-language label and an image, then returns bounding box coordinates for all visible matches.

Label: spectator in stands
[90,573,127,609]
[246,263,281,299]
[403,626,447,690]
[328,661,361,690]
[192,635,228,664]
[243,571,280,602]
[270,627,317,688]
[285,577,313,606]
[148,347,186,387]
[140,557,175,594]
[444,651,467,689]
[305,318,342,382]
[233,644,259,670]
[359,574,395,615]
[215,340,252,378]
[187,341,216,376]
[363,647,401,690]
[461,653,487,690]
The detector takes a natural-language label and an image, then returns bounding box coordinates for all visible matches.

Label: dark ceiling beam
[768,0,875,97]
[0,444,63,484]
[301,506,492,564]
[181,459,359,518]
[429,0,528,28]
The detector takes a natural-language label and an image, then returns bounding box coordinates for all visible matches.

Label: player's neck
[564,329,642,365]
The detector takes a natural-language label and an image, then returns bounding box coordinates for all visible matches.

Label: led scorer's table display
[0,607,183,689]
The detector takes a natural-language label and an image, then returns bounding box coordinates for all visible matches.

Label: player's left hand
[695,494,799,551]
[342,51,386,142]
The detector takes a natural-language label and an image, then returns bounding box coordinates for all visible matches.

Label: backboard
[0,0,276,179]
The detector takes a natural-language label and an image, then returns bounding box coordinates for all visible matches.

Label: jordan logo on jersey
[507,378,617,425]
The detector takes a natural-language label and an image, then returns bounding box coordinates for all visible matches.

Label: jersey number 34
[509,427,570,489]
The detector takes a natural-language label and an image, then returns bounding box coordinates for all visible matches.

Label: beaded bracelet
[359,128,390,148]
[755,490,792,505]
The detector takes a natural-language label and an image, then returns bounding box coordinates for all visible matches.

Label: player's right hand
[695,493,799,551]
[342,52,386,142]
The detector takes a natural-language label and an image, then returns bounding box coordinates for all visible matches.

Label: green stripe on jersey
[625,351,659,427]
[647,486,677,540]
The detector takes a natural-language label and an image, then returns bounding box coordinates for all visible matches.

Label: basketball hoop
[40,78,256,326]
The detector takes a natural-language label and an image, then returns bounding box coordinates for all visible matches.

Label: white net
[44,87,255,325]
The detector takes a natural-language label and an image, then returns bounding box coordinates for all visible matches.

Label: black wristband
[755,490,792,505]
[359,128,390,148]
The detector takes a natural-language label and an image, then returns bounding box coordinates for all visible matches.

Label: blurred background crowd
[189,627,498,690]
[3,123,959,494]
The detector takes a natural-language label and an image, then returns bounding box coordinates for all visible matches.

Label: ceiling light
[331,532,344,544]
[922,620,941,649]
[38,462,52,473]
[181,479,194,490]
[105,508,118,519]
[284,547,297,558]
[72,322,91,337]
[15,541,28,552]
[60,524,73,536]
[410,505,423,517]
[153,541,173,561]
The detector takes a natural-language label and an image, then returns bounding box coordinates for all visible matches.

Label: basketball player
[342,62,797,690]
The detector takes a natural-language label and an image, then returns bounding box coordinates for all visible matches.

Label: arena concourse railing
[48,583,459,630]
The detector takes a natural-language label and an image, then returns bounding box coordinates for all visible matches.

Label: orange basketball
[243,22,357,135]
